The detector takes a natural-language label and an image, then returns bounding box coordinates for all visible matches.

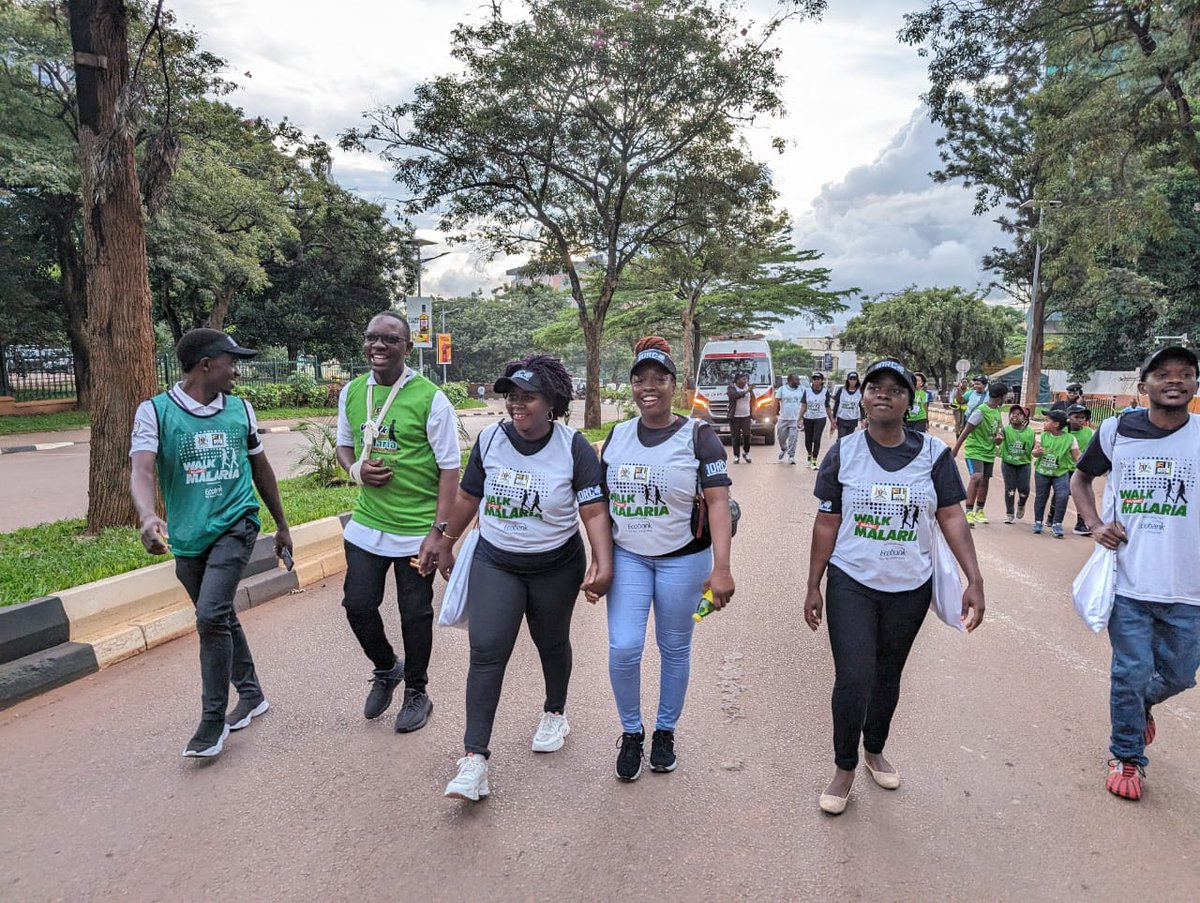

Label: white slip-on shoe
[819,792,850,815]
[864,761,901,790]
[444,755,490,801]
[532,712,570,753]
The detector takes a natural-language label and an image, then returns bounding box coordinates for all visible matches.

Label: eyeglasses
[505,392,540,405]
[631,374,673,387]
[864,384,909,398]
[364,332,405,346]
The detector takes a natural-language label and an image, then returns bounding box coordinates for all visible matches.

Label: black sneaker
[182,719,230,758]
[394,688,433,733]
[226,696,270,731]
[364,661,404,720]
[615,729,645,782]
[650,729,677,773]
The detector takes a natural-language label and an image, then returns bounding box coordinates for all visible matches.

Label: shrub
[324,381,345,407]
[296,419,350,487]
[441,380,470,408]
[233,383,283,410]
[282,372,325,407]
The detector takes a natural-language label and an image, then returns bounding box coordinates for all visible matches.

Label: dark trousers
[464,545,586,757]
[825,565,930,770]
[906,419,928,433]
[174,516,262,722]
[729,416,752,457]
[803,418,824,460]
[1001,462,1031,516]
[836,418,859,439]
[1033,473,1070,526]
[342,540,435,691]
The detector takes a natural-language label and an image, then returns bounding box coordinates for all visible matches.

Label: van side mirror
[775,375,783,388]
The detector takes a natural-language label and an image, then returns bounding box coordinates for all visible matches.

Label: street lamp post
[1019,199,1061,412]
[401,237,450,376]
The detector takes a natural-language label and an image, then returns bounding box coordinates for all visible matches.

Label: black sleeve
[813,439,843,513]
[931,446,968,507]
[571,431,606,506]
[694,422,732,488]
[1076,429,1112,477]
[459,437,487,498]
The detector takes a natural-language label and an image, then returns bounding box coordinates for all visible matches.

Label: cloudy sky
[170,0,1009,334]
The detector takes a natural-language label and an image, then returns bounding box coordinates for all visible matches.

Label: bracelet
[348,461,364,486]
[435,524,460,541]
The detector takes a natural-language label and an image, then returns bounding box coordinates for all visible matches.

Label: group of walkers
[131,321,1198,810]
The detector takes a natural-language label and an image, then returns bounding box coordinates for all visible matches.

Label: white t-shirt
[776,385,805,423]
[130,384,263,457]
[337,368,463,557]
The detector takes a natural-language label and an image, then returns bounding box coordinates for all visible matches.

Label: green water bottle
[693,588,717,622]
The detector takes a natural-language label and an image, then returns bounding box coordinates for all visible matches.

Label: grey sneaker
[1016,501,1026,520]
[226,697,270,731]
[183,719,230,758]
[444,755,490,801]
[394,688,433,733]
[364,661,404,720]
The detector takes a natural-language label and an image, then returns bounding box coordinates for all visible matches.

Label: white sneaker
[444,755,489,801]
[532,711,570,752]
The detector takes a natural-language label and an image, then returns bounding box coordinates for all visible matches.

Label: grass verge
[0,475,357,607]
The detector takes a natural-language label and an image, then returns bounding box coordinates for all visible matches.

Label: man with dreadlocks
[434,355,614,802]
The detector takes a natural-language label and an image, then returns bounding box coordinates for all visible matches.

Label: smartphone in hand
[280,547,294,571]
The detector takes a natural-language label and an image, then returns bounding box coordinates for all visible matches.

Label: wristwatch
[433,521,450,535]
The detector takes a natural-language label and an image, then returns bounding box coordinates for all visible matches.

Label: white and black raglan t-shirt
[803,386,831,420]
[833,387,863,421]
[815,430,966,592]
[1077,411,1200,605]
[461,422,605,566]
[602,416,731,557]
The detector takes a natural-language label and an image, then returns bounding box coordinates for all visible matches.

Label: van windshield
[697,357,772,387]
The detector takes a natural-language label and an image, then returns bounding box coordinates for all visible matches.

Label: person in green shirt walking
[1066,403,1096,535]
[995,405,1034,524]
[1031,410,1079,538]
[130,329,293,759]
[951,381,1008,525]
[904,371,934,433]
[336,311,462,734]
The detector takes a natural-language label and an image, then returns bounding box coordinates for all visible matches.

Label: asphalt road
[3,438,1199,901]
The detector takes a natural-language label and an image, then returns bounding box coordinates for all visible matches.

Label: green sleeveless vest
[152,392,259,557]
[907,389,929,422]
[344,373,441,536]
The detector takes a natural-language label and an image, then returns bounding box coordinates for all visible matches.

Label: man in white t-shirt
[1073,346,1200,802]
[775,373,804,465]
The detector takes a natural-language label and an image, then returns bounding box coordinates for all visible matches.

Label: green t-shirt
[152,392,260,557]
[963,404,1003,461]
[1000,424,1035,466]
[906,389,930,422]
[344,372,440,536]
[1035,430,1077,477]
[1068,425,1095,470]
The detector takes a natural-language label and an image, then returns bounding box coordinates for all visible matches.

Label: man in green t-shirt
[336,312,461,734]
[1066,403,1096,535]
[951,381,1008,525]
[130,329,293,759]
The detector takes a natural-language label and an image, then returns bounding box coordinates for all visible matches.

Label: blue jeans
[606,545,711,733]
[1033,472,1069,525]
[1107,594,1200,766]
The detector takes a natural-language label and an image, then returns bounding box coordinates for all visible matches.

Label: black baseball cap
[1066,383,1083,393]
[810,371,824,380]
[176,328,258,370]
[846,371,860,379]
[1067,403,1091,416]
[1140,346,1199,379]
[630,348,677,377]
[971,374,988,385]
[988,381,1009,398]
[862,358,917,397]
[494,367,544,394]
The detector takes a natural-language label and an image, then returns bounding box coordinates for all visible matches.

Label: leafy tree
[840,286,1016,388]
[767,339,814,376]
[342,0,820,427]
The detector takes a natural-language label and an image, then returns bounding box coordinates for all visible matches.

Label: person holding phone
[130,329,293,759]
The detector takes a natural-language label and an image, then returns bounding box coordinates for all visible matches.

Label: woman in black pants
[805,358,985,815]
[432,355,613,801]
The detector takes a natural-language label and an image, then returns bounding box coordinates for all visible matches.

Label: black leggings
[464,544,586,757]
[836,418,859,439]
[729,416,752,457]
[1001,462,1031,516]
[803,418,825,460]
[825,565,930,770]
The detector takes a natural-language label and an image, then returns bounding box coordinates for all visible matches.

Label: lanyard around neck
[361,374,405,459]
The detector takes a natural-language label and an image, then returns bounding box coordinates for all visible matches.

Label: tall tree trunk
[678,291,700,406]
[54,213,91,409]
[582,318,602,430]
[70,0,158,532]
[207,281,240,331]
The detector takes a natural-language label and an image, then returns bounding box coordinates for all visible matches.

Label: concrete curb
[0,440,86,455]
[0,515,351,709]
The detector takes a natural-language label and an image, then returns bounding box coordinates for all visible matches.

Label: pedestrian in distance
[775,373,804,465]
[336,312,462,733]
[727,371,755,464]
[1066,403,1096,535]
[1031,409,1079,538]
[601,337,735,782]
[1049,383,1084,416]
[953,374,989,435]
[950,381,1008,525]
[905,372,934,433]
[830,371,865,439]
[1071,346,1200,801]
[129,329,293,758]
[433,356,614,802]
[805,358,984,815]
[800,371,832,470]
[996,405,1034,524]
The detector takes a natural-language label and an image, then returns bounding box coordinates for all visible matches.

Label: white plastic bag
[1072,545,1117,633]
[438,529,480,630]
[930,523,966,632]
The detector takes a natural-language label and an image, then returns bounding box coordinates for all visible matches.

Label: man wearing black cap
[130,328,293,758]
[1072,346,1200,801]
[1049,383,1083,415]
